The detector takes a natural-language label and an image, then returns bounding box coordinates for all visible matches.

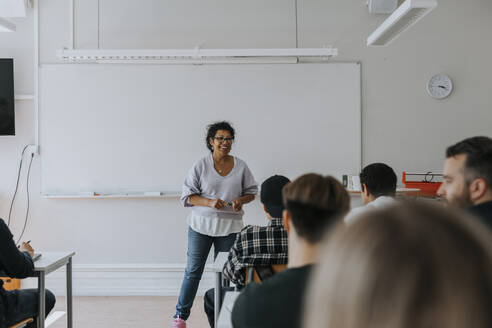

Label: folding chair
[8,318,34,328]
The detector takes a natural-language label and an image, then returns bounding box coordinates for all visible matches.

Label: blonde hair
[304,201,492,328]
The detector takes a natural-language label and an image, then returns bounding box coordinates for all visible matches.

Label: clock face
[427,74,453,99]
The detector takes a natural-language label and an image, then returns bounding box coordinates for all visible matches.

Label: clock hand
[438,85,447,89]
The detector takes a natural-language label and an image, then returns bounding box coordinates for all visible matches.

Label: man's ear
[262,204,272,219]
[469,178,488,203]
[362,183,370,197]
[282,210,291,233]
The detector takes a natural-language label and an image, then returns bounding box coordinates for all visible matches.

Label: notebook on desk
[32,253,42,262]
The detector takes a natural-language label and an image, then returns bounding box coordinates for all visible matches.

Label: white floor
[50,296,209,328]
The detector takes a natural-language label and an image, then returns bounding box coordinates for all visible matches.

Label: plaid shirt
[222,218,288,286]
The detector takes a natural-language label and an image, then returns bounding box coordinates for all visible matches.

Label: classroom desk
[217,291,240,328]
[32,252,75,328]
[212,252,230,328]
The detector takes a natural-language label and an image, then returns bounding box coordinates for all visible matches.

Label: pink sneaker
[172,317,186,328]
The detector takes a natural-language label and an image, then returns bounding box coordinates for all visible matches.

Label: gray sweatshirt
[181,155,258,236]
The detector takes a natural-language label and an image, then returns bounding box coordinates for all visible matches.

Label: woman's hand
[20,242,35,258]
[209,198,226,209]
[231,199,243,212]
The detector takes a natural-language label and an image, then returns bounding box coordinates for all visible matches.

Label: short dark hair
[261,175,291,218]
[359,163,397,197]
[446,136,492,188]
[282,174,349,244]
[205,121,235,153]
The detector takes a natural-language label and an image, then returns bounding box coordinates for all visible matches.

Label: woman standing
[173,121,258,328]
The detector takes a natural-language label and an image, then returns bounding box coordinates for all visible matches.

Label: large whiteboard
[39,63,361,195]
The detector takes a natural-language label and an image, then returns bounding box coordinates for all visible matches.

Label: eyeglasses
[214,137,234,142]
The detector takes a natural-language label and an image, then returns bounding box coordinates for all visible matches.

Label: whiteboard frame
[38,61,362,198]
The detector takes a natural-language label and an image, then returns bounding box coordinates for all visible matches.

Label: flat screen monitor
[0,58,15,135]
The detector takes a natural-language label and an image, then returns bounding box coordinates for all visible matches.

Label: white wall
[1,0,491,295]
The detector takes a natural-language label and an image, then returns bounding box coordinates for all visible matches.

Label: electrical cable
[16,153,34,245]
[8,145,30,227]
[295,0,299,48]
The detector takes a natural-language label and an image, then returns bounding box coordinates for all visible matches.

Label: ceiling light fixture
[0,17,16,32]
[367,0,437,46]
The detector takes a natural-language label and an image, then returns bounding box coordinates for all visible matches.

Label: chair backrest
[246,264,287,284]
[0,277,21,291]
[8,318,34,328]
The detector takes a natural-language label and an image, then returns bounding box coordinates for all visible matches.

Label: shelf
[15,94,35,101]
[56,47,338,64]
[347,188,420,195]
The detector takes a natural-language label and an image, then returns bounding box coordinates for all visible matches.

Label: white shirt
[344,196,396,224]
[180,155,258,236]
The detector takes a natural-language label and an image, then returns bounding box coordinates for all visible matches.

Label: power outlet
[26,145,39,156]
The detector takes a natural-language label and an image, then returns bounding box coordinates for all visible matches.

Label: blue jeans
[175,227,237,320]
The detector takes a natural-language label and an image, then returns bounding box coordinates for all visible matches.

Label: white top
[344,196,397,224]
[181,155,258,236]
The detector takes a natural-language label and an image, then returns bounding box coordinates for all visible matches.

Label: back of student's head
[304,201,492,328]
[282,173,349,244]
[446,136,492,188]
[359,163,397,197]
[261,175,291,218]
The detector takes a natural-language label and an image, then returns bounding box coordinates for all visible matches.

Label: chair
[8,318,34,328]
[245,264,287,284]
[0,277,21,291]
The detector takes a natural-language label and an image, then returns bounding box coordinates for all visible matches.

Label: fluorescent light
[57,48,338,64]
[0,17,16,32]
[367,0,437,46]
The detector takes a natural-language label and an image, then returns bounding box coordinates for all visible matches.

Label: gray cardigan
[181,155,258,220]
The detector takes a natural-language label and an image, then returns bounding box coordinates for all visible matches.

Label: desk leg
[214,272,222,328]
[38,272,46,328]
[66,257,73,328]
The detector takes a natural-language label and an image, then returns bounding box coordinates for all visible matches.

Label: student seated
[204,175,290,327]
[437,136,492,228]
[304,201,492,328]
[231,174,349,328]
[344,162,397,224]
[0,218,56,328]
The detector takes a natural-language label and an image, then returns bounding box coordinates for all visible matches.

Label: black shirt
[0,218,34,325]
[231,265,312,328]
[469,201,492,231]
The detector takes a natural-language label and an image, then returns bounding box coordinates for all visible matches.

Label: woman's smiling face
[210,129,233,155]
